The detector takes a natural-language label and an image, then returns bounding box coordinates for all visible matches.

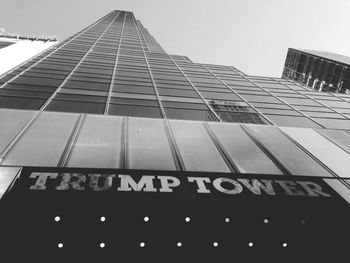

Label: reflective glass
[264,114,322,128]
[209,123,282,174]
[0,166,21,200]
[67,115,123,168]
[281,127,350,178]
[128,118,176,170]
[2,112,79,166]
[245,125,332,177]
[0,109,34,154]
[316,129,350,154]
[169,120,230,172]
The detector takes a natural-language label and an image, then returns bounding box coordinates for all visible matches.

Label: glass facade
[282,48,350,93]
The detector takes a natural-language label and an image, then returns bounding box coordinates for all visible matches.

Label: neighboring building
[0,28,57,75]
[282,48,350,93]
[0,10,349,260]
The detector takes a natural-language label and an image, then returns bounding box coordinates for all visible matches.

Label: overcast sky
[1,0,350,77]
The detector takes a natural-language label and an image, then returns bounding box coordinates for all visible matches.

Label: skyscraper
[0,10,349,260]
[282,48,350,93]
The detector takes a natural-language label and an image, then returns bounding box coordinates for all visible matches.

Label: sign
[0,167,341,203]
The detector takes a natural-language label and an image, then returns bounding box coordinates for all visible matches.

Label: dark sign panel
[0,167,349,260]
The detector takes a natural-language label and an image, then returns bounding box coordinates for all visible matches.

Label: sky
[1,0,350,78]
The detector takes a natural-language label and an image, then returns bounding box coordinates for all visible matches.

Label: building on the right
[282,48,350,93]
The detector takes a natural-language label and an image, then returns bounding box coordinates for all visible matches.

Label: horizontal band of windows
[115,71,150,79]
[10,76,63,87]
[54,93,107,103]
[265,114,322,128]
[63,80,110,91]
[303,111,347,118]
[69,75,112,84]
[0,89,52,99]
[200,91,241,101]
[0,96,46,110]
[114,76,152,83]
[74,67,113,75]
[159,96,203,104]
[152,79,191,86]
[20,72,68,81]
[239,94,283,104]
[162,101,209,110]
[196,87,234,93]
[32,63,76,72]
[234,90,269,96]
[59,88,108,97]
[110,97,159,106]
[113,79,154,86]
[165,107,218,122]
[218,112,268,124]
[111,92,157,100]
[2,83,57,93]
[45,99,106,114]
[108,104,162,118]
[157,88,199,98]
[71,72,112,80]
[28,68,71,76]
[256,108,302,116]
[210,104,255,113]
[112,85,155,95]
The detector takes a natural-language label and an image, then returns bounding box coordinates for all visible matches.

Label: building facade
[282,48,350,94]
[0,10,349,260]
[0,28,57,76]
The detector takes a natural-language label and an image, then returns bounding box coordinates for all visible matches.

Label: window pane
[67,115,123,168]
[108,104,162,118]
[209,123,282,174]
[0,167,21,200]
[265,114,322,128]
[128,118,176,170]
[245,125,332,177]
[316,129,350,153]
[0,109,34,154]
[2,112,79,166]
[281,127,350,178]
[323,179,350,204]
[169,120,230,172]
[165,108,218,121]
[46,99,106,114]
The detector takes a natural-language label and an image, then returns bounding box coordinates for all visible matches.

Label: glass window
[317,100,350,108]
[200,91,241,100]
[281,127,350,178]
[163,101,208,110]
[45,99,105,114]
[0,167,21,200]
[0,109,34,154]
[209,123,282,174]
[128,118,176,170]
[240,94,281,103]
[264,114,322,128]
[244,125,332,177]
[2,112,79,166]
[108,104,162,118]
[157,88,199,98]
[64,80,110,91]
[0,96,46,110]
[316,129,350,154]
[165,108,218,121]
[312,118,350,129]
[67,115,123,168]
[323,179,350,204]
[169,120,230,172]
[282,97,321,106]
